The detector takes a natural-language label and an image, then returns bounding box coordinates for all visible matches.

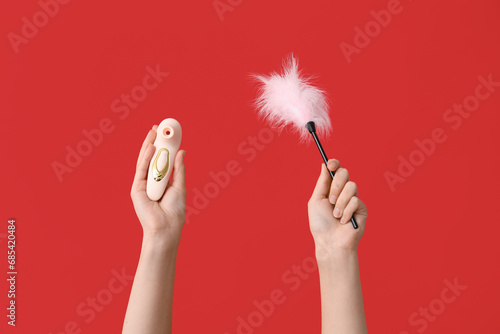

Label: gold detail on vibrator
[152,148,170,182]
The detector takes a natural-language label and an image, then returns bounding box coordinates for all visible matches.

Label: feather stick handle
[306,122,359,229]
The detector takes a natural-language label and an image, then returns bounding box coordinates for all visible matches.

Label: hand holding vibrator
[146,118,182,201]
[252,54,358,229]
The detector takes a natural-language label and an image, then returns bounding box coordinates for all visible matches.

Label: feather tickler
[252,55,331,141]
[251,55,358,229]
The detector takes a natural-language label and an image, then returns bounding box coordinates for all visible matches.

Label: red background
[1,0,500,333]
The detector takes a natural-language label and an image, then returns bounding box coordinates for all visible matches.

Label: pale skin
[123,126,368,333]
[308,160,368,334]
[122,125,186,334]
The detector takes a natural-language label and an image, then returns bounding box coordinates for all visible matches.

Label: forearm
[316,246,367,334]
[122,234,179,334]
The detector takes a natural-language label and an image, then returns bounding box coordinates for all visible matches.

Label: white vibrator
[146,118,182,201]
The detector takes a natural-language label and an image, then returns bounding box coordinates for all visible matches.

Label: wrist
[142,230,181,254]
[314,239,358,263]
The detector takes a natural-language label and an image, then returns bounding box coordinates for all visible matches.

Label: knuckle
[339,168,349,179]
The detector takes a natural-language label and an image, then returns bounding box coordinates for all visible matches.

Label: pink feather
[252,55,332,141]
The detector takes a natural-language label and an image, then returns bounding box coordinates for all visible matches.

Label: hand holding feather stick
[252,55,359,229]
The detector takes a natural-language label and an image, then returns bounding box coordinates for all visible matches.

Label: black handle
[306,122,359,229]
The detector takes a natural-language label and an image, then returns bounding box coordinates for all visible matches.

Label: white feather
[252,55,332,141]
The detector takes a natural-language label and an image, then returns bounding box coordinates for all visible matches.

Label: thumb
[171,150,186,191]
[311,163,331,200]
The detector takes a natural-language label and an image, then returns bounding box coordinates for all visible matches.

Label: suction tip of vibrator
[157,118,182,139]
[305,121,316,133]
[161,126,174,138]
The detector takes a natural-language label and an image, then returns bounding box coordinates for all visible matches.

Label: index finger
[137,129,157,168]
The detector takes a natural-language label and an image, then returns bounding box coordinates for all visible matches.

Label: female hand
[130,125,186,247]
[308,159,367,257]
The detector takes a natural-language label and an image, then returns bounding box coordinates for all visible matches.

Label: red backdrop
[1,0,499,333]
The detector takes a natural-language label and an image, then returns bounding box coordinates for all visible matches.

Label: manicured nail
[330,195,336,204]
[333,208,341,218]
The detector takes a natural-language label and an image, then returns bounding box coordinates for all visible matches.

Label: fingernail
[333,208,341,218]
[330,195,336,204]
[341,216,348,224]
